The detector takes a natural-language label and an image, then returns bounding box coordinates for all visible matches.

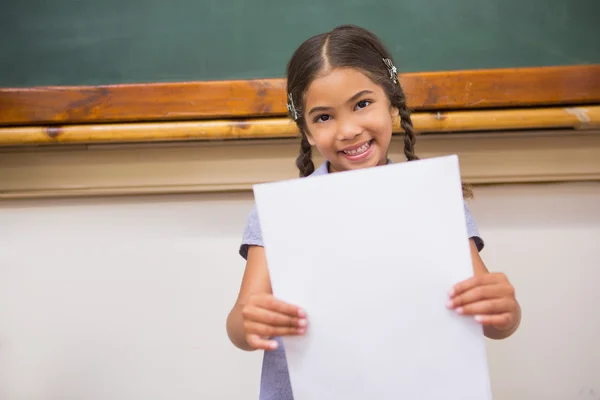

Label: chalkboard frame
[1,64,599,127]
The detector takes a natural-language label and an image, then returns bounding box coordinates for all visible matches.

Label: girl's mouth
[340,140,374,161]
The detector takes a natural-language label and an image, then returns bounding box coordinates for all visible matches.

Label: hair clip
[287,93,299,120]
[383,58,398,84]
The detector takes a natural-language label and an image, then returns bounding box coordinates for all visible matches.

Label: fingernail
[446,300,454,309]
[298,308,306,317]
[448,288,455,297]
[297,328,306,335]
[456,307,464,314]
[270,341,278,349]
[298,319,307,327]
[474,315,484,322]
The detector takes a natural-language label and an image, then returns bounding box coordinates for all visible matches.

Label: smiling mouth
[340,140,374,160]
[343,141,370,155]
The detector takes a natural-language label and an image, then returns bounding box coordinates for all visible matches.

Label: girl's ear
[390,105,400,118]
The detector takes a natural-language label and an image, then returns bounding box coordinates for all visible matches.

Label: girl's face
[303,67,398,173]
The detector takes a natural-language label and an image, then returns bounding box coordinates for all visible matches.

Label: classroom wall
[0,182,599,400]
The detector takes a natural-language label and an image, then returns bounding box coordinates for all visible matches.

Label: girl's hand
[446,272,519,334]
[241,293,307,351]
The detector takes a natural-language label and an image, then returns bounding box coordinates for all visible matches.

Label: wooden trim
[1,105,598,147]
[1,65,599,126]
[1,129,599,199]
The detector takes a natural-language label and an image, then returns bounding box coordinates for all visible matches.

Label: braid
[296,131,315,177]
[397,103,419,162]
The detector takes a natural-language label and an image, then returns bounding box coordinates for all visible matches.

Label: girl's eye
[356,100,371,110]
[314,114,331,123]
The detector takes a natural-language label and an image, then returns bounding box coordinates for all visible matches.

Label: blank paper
[253,155,492,400]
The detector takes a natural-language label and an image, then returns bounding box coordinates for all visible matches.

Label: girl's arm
[447,239,521,340]
[226,246,272,351]
[471,240,521,339]
[226,246,306,351]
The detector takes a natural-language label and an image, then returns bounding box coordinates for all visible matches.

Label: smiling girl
[226,24,521,400]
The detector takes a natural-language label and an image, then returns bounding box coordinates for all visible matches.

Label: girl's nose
[337,118,362,141]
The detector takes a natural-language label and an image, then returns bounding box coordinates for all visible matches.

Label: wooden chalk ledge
[0,105,599,146]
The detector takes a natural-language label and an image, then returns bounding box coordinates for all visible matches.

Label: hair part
[286,24,472,198]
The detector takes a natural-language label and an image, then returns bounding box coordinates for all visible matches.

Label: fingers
[245,321,306,339]
[451,298,516,316]
[246,334,279,351]
[253,294,306,318]
[447,272,519,334]
[449,273,508,297]
[242,294,308,351]
[243,306,306,329]
[447,284,514,309]
[243,294,307,330]
[473,313,514,329]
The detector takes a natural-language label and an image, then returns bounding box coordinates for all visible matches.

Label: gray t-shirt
[239,160,484,400]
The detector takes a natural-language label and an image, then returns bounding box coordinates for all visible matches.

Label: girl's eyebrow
[307,90,374,116]
[346,89,374,104]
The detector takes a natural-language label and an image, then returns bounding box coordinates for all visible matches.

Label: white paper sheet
[253,155,492,400]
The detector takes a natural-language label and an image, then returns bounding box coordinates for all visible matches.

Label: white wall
[1,182,599,399]
[467,182,600,400]
[0,194,262,400]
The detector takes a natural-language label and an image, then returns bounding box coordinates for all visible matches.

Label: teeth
[344,142,370,156]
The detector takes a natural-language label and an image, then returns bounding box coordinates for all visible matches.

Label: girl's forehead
[304,67,383,105]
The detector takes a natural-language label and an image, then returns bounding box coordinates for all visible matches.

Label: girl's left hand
[446,272,519,333]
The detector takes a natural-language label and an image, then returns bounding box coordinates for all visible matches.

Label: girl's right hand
[241,293,307,350]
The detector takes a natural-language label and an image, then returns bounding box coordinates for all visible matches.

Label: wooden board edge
[1,105,598,147]
[1,64,599,126]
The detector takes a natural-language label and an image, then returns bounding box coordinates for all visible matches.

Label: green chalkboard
[1,0,598,87]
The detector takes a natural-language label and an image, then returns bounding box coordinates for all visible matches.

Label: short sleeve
[239,204,264,260]
[464,203,484,252]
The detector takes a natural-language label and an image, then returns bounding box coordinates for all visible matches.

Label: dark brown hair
[285,24,472,198]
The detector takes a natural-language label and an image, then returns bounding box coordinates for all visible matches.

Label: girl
[226,24,521,400]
